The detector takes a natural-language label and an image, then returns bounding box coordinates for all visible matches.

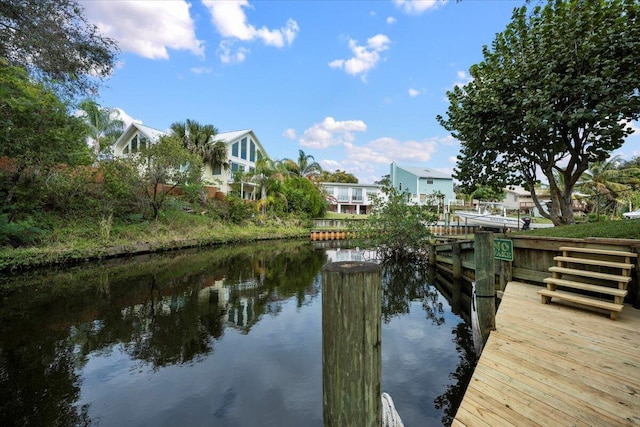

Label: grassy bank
[514,218,640,239]
[0,210,310,273]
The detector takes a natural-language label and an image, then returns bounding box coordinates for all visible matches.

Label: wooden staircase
[537,246,637,320]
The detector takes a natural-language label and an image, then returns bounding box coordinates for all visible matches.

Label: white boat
[455,210,524,229]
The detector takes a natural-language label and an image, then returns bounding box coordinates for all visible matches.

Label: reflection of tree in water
[0,240,327,425]
[0,324,91,426]
[434,322,477,427]
[381,260,444,325]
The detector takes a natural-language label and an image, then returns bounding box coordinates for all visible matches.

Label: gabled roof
[398,165,452,180]
[215,129,253,142]
[113,122,167,150]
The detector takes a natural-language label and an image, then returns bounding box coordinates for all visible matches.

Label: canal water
[0,240,476,426]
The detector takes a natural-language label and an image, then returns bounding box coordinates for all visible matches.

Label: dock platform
[454,281,640,426]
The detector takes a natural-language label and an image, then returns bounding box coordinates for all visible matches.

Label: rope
[381,392,404,427]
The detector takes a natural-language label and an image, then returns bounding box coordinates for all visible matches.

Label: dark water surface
[0,240,476,426]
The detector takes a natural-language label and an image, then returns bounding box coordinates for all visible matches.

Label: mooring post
[474,231,496,344]
[452,241,462,280]
[322,261,382,427]
[428,243,436,267]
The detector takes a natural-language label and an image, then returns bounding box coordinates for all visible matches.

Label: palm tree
[250,157,287,215]
[78,99,125,160]
[283,149,322,178]
[170,119,229,173]
[577,155,630,217]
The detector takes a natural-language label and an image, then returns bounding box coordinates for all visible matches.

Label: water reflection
[0,240,476,426]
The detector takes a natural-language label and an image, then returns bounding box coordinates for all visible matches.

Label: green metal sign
[494,238,513,261]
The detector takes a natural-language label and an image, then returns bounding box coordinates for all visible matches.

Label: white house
[113,122,269,195]
[320,182,384,215]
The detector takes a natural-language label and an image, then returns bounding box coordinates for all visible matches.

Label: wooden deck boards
[453,282,640,427]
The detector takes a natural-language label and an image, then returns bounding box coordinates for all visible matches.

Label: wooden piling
[474,231,496,344]
[428,243,436,267]
[452,241,462,280]
[322,261,381,427]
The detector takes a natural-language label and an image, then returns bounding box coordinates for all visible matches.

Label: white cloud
[347,137,437,165]
[408,88,421,97]
[283,128,297,139]
[114,108,142,127]
[81,1,204,60]
[203,0,299,62]
[329,34,391,81]
[393,0,447,15]
[448,155,458,164]
[299,117,367,149]
[387,16,397,24]
[190,66,212,74]
[454,70,472,88]
[217,40,250,64]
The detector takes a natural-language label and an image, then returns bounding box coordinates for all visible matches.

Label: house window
[232,142,239,157]
[514,195,518,202]
[426,178,433,184]
[352,188,363,202]
[338,187,349,202]
[131,135,138,153]
[250,140,256,162]
[257,150,263,161]
[241,138,247,159]
[231,162,238,172]
[139,135,148,150]
[123,145,129,154]
[212,164,222,175]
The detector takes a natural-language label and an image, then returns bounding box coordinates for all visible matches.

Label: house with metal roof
[112,122,268,195]
[389,162,454,205]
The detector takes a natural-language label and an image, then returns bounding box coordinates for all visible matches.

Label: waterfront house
[320,182,384,214]
[389,162,454,205]
[113,122,269,196]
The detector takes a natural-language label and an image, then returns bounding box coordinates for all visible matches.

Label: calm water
[0,240,476,426]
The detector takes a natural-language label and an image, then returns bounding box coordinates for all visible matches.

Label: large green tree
[437,0,640,226]
[0,0,118,97]
[283,149,322,178]
[135,134,203,219]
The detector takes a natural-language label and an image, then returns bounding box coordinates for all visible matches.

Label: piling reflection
[0,242,477,426]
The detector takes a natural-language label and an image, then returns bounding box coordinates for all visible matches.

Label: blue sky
[83,0,639,184]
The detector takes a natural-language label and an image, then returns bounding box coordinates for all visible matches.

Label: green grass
[322,212,368,220]
[514,218,640,239]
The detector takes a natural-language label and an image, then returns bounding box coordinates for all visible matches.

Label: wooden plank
[454,281,640,427]
[559,246,638,258]
[553,256,634,270]
[480,343,638,425]
[538,289,623,311]
[543,277,628,297]
[549,266,633,283]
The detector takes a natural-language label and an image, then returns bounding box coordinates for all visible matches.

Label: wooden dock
[454,281,640,427]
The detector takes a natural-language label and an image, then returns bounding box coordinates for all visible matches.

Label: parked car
[622,208,640,219]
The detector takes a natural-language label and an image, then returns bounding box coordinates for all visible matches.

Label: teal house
[389,162,454,205]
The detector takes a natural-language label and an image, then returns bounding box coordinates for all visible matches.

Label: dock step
[542,278,628,297]
[548,266,632,283]
[537,289,623,320]
[552,256,633,270]
[559,246,638,258]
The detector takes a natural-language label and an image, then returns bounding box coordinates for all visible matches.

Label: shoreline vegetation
[0,219,309,274]
[2,207,639,274]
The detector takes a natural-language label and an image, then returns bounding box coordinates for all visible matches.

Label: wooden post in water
[428,243,436,267]
[322,261,381,427]
[474,231,496,344]
[452,241,462,280]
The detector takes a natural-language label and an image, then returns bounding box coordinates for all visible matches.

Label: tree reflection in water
[0,241,477,426]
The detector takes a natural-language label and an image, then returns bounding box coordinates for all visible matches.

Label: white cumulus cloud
[408,88,421,97]
[203,0,299,63]
[329,34,391,81]
[393,0,447,15]
[81,1,204,60]
[283,128,297,139]
[217,40,250,64]
[299,117,367,149]
[190,66,212,74]
[387,16,397,24]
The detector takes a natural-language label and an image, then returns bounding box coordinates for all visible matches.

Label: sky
[82,0,640,184]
